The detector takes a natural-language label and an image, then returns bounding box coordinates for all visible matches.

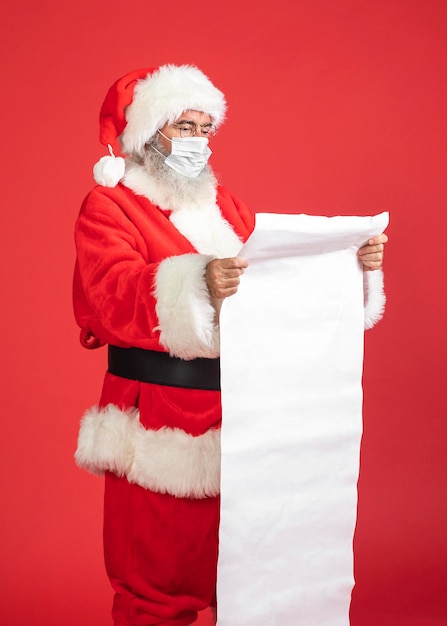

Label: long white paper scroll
[217,212,389,626]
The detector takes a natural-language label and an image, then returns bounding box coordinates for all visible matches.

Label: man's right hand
[205,257,248,299]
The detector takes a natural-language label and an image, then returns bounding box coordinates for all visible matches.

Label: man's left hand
[358,233,388,271]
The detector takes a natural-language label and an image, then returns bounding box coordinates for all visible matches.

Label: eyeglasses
[170,120,217,138]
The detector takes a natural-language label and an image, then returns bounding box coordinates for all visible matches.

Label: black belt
[108,345,221,391]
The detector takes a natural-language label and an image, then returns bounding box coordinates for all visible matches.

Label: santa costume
[73,64,385,626]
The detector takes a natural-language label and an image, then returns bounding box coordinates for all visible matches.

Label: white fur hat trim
[121,64,226,156]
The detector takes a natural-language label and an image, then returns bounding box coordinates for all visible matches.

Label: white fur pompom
[93,145,125,187]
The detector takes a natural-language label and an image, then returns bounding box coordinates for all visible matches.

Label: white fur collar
[123,160,242,257]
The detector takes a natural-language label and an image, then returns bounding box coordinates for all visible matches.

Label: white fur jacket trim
[154,253,220,359]
[364,269,386,329]
[75,404,221,498]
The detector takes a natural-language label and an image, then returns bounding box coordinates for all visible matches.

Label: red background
[1,1,446,624]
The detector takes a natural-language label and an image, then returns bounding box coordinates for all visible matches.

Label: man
[73,64,387,626]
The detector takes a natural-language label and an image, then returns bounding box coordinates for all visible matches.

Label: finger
[214,275,241,288]
[207,274,242,298]
[209,268,244,284]
[358,244,384,257]
[360,257,384,267]
[367,233,388,245]
[225,267,246,278]
[358,250,384,261]
[220,256,248,271]
[362,261,383,271]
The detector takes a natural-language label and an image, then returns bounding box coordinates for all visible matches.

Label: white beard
[123,140,218,212]
[122,141,243,257]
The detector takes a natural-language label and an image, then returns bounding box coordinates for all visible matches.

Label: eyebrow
[175,120,213,126]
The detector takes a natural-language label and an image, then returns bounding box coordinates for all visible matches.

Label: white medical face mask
[157,131,212,178]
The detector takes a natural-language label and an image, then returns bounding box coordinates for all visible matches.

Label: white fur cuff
[154,253,220,359]
[364,269,386,329]
[75,404,221,498]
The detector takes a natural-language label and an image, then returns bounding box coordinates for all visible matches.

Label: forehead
[174,110,212,123]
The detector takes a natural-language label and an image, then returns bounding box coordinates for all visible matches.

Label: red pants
[104,472,220,626]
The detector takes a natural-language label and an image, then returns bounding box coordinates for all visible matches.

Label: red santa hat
[93,64,227,187]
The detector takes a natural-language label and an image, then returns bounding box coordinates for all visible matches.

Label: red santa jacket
[74,176,255,498]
